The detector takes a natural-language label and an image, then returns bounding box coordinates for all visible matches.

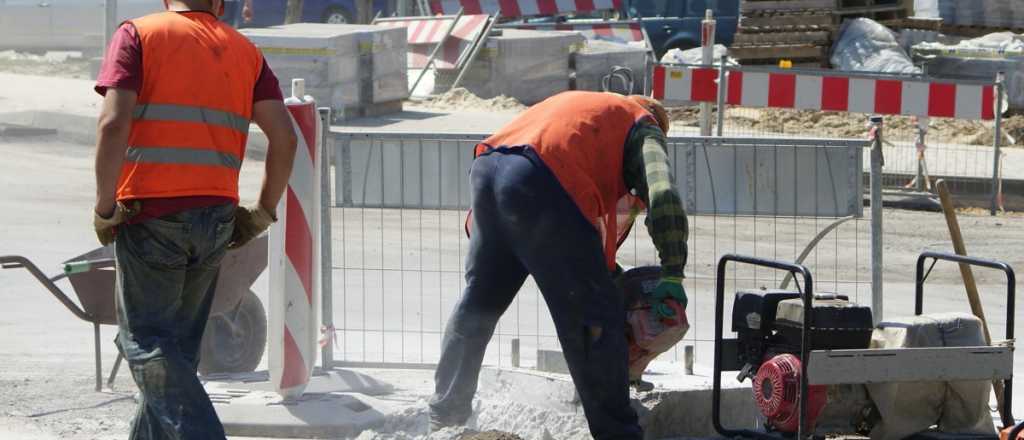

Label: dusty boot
[630,378,654,392]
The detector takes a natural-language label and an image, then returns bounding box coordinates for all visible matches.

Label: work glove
[93,201,140,246]
[229,203,276,249]
[649,276,687,319]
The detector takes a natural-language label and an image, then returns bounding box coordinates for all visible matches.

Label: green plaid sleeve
[621,122,689,278]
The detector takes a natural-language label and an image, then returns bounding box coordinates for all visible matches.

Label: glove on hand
[649,276,687,318]
[93,201,140,246]
[229,203,276,249]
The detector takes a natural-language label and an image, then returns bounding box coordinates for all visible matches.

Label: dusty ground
[0,51,92,80]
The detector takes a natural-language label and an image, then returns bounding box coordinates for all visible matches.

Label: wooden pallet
[741,0,837,13]
[940,23,1024,38]
[882,17,943,31]
[734,31,831,45]
[740,11,834,28]
[729,44,830,66]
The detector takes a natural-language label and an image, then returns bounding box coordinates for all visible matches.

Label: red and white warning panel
[269,79,321,399]
[502,21,645,45]
[376,14,489,69]
[653,65,997,120]
[429,0,621,17]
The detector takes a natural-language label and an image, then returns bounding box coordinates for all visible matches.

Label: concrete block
[434,29,582,104]
[370,72,410,103]
[572,40,649,94]
[535,350,570,375]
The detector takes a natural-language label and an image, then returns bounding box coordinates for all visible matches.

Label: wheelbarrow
[0,235,269,391]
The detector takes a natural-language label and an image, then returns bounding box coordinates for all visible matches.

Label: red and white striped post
[269,78,322,399]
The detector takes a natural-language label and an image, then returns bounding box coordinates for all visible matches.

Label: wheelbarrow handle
[63,258,115,275]
[0,255,95,323]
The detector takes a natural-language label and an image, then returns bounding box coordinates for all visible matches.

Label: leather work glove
[229,203,276,249]
[93,201,140,246]
[649,276,687,319]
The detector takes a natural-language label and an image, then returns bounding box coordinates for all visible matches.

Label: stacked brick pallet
[836,0,908,22]
[732,0,836,66]
[733,0,916,66]
[935,0,1024,37]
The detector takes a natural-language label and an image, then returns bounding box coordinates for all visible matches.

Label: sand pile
[418,88,527,113]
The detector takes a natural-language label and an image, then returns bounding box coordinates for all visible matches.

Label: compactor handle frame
[915,251,1017,426]
[712,254,815,440]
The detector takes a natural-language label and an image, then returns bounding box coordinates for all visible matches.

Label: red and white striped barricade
[429,0,621,17]
[269,79,321,399]
[652,65,998,120]
[375,14,490,69]
[499,20,649,49]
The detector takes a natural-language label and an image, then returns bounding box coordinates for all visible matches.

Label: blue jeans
[430,148,641,440]
[114,203,235,440]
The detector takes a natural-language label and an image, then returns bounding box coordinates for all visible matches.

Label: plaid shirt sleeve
[621,122,689,278]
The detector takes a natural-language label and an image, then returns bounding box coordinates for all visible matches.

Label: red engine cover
[752,354,827,433]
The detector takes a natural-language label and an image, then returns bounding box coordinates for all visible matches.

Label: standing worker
[91,0,298,436]
[430,91,689,440]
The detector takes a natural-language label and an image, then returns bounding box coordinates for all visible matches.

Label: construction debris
[417,87,527,113]
[831,18,921,74]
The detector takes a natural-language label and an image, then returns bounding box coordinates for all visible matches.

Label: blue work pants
[430,148,641,440]
[114,204,235,440]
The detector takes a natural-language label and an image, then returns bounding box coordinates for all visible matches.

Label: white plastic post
[699,9,716,137]
[269,80,322,399]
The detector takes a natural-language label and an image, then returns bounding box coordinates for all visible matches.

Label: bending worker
[92,0,297,436]
[430,91,689,440]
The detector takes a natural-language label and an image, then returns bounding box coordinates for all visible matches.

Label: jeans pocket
[200,218,235,270]
[122,220,188,269]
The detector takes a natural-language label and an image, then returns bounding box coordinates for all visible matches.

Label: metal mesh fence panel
[326,132,871,370]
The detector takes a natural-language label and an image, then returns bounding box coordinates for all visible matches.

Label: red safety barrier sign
[270,81,322,399]
[429,0,622,17]
[377,14,489,69]
[652,65,997,120]
[504,21,645,44]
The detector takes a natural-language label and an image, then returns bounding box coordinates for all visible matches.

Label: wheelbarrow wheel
[199,290,267,375]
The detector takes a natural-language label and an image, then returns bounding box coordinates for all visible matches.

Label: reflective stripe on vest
[134,103,250,134]
[126,146,242,169]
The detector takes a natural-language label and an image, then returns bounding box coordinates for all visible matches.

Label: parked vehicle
[0,0,164,53]
[225,0,389,28]
[622,0,739,59]
[0,0,387,53]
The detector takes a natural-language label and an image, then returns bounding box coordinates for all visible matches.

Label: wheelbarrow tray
[64,235,268,325]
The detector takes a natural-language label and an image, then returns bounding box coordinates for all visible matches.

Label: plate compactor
[712,252,1020,440]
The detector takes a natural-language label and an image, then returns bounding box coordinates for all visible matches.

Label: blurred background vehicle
[621,0,739,59]
[0,0,389,53]
[224,0,389,28]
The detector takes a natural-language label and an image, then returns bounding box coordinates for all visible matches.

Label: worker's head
[628,95,670,135]
[164,0,225,16]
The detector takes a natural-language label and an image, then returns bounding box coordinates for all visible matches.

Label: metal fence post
[991,72,1005,215]
[319,107,335,369]
[715,56,727,137]
[870,116,885,325]
[104,0,118,53]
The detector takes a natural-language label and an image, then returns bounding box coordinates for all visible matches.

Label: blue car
[622,0,739,59]
[224,0,389,27]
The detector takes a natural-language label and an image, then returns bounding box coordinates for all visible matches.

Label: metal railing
[321,131,874,370]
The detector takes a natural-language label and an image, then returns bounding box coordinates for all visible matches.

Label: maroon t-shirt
[95,16,284,223]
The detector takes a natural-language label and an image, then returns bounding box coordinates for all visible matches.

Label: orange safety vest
[116,11,264,202]
[474,91,656,271]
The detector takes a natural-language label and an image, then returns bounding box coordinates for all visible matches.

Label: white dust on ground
[0,50,92,80]
[354,397,590,440]
[413,88,528,113]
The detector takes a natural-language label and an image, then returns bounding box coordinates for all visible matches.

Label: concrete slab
[211,389,394,438]
[204,368,395,396]
[204,369,398,437]
[479,365,760,438]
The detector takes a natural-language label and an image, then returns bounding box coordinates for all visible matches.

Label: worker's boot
[629,378,654,392]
